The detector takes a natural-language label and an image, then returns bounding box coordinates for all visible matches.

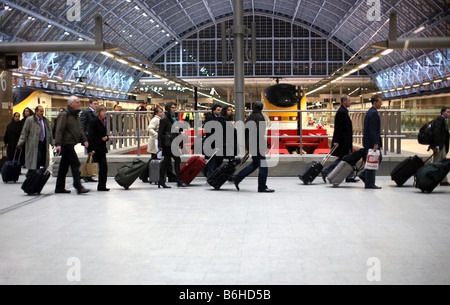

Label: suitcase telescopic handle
[320,145,338,165]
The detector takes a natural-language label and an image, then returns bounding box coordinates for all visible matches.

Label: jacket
[363,106,382,149]
[18,115,54,170]
[332,105,353,158]
[4,119,22,161]
[88,116,109,155]
[80,107,96,137]
[158,112,179,148]
[432,115,449,153]
[55,105,87,147]
[245,110,267,156]
[147,115,161,154]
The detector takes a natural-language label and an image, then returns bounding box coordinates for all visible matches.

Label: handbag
[364,149,380,170]
[80,153,99,177]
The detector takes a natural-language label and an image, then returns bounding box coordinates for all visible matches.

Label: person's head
[221,106,233,118]
[254,101,264,112]
[165,102,177,114]
[211,104,222,116]
[68,96,81,111]
[58,107,65,114]
[154,107,164,118]
[440,106,450,119]
[89,99,99,110]
[13,112,20,122]
[95,105,107,119]
[113,104,121,111]
[35,105,44,118]
[341,95,351,108]
[371,94,383,110]
[23,107,34,118]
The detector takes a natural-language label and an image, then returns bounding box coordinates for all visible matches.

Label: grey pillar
[233,0,245,123]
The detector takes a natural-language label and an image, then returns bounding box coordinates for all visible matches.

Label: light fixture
[381,49,393,56]
[422,82,430,85]
[117,58,129,65]
[433,79,442,83]
[369,57,380,63]
[358,63,368,69]
[101,51,114,58]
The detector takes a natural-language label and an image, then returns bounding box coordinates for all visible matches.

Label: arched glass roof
[0,0,448,97]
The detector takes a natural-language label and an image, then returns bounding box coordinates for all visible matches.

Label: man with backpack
[431,106,450,186]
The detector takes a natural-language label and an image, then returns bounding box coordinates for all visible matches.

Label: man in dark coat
[55,96,90,194]
[80,99,98,183]
[363,94,383,189]
[203,104,225,178]
[232,101,274,193]
[431,106,450,186]
[322,95,358,182]
[3,112,22,161]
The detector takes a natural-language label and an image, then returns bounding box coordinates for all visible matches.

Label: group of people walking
[3,94,449,195]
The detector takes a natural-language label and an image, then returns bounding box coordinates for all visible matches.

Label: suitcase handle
[12,148,23,164]
[320,145,338,165]
[45,149,61,176]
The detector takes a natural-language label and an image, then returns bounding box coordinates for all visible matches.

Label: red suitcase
[180,151,217,184]
[180,156,206,185]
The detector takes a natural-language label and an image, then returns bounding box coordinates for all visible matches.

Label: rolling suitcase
[114,159,147,189]
[207,154,249,190]
[0,147,7,171]
[180,150,217,185]
[327,160,354,187]
[148,158,163,183]
[414,159,450,193]
[390,154,432,187]
[22,150,60,195]
[298,145,337,185]
[1,149,22,183]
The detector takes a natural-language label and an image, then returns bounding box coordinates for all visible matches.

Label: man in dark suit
[80,98,98,183]
[363,94,383,189]
[432,106,450,186]
[322,95,358,182]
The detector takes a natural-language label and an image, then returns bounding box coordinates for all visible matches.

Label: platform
[0,173,449,285]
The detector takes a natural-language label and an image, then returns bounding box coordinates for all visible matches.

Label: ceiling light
[369,57,380,63]
[413,26,425,34]
[433,79,442,83]
[117,58,129,65]
[422,82,430,85]
[101,51,114,58]
[381,49,393,56]
[349,69,357,74]
[358,64,368,69]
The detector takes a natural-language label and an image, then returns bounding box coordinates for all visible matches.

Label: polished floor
[0,171,449,285]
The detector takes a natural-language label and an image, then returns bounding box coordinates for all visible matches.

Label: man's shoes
[322,173,327,183]
[98,188,110,192]
[365,185,382,189]
[258,188,275,193]
[440,182,450,186]
[77,187,90,194]
[346,177,360,183]
[83,177,97,183]
[55,189,71,194]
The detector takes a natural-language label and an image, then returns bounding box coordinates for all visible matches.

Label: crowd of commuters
[2,95,449,195]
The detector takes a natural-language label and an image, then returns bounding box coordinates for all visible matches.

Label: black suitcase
[298,145,337,185]
[414,159,450,193]
[115,159,147,189]
[1,149,22,183]
[21,150,60,195]
[0,147,7,172]
[207,154,249,190]
[391,155,432,187]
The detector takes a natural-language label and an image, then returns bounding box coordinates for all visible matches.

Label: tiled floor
[0,173,449,285]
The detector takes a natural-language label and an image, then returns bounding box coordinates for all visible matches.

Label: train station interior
[0,0,449,286]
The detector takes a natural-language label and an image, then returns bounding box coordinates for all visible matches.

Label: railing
[104,109,406,155]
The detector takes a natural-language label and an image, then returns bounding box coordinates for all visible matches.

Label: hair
[22,107,34,118]
[68,96,79,105]
[341,95,350,104]
[95,105,107,117]
[254,101,264,111]
[13,112,20,118]
[371,94,382,104]
[59,107,65,112]
[441,106,450,114]
[35,105,44,112]
[165,102,176,112]
[211,104,221,112]
[89,98,98,105]
[153,106,163,116]
[221,106,231,118]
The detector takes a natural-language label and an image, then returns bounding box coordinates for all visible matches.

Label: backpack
[418,120,434,145]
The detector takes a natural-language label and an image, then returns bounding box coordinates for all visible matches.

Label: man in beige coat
[17,105,54,176]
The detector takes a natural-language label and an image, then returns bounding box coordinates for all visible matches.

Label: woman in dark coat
[157,102,186,188]
[87,105,110,191]
[3,112,22,161]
